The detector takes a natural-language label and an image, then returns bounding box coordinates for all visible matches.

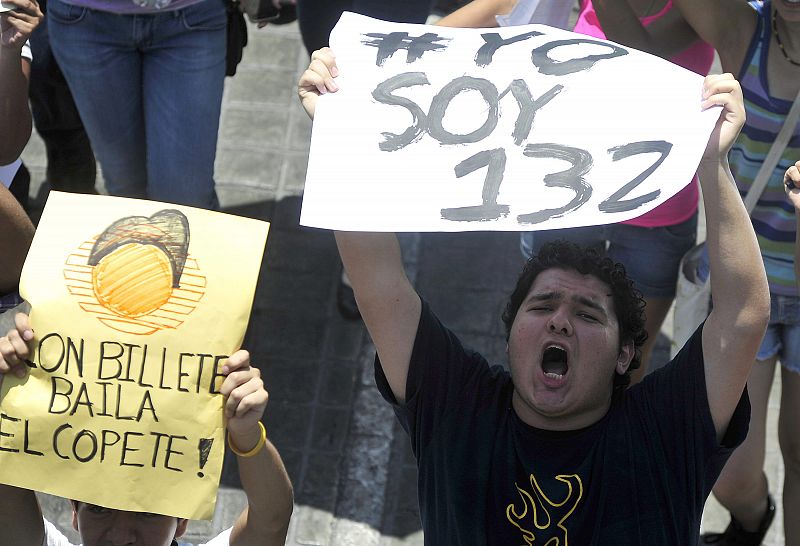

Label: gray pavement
[20,16,785,546]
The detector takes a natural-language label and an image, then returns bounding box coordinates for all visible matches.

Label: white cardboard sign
[301,12,719,232]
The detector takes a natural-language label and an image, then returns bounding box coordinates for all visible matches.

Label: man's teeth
[544,372,564,379]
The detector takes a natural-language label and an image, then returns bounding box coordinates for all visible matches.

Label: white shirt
[43,518,233,546]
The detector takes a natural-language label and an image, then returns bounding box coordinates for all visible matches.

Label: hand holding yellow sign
[0,192,270,520]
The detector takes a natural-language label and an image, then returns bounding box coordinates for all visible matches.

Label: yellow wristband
[227,422,266,458]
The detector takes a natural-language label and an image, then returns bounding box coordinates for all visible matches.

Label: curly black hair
[501,240,648,391]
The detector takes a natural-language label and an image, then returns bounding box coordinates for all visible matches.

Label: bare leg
[711,357,777,531]
[779,366,800,544]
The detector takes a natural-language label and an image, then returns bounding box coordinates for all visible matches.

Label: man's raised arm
[697,74,770,441]
[298,49,421,403]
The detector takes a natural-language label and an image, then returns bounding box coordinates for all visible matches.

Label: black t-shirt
[375,301,750,545]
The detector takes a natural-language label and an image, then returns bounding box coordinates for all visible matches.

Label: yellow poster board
[0,192,269,520]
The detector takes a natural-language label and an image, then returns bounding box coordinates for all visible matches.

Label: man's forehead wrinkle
[528,290,560,302]
[526,289,607,309]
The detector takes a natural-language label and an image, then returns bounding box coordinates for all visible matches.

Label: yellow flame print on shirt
[506,473,583,546]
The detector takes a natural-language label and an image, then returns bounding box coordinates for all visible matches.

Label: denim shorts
[756,294,800,373]
[519,213,698,299]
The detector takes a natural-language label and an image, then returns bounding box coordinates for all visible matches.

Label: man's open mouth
[541,346,568,379]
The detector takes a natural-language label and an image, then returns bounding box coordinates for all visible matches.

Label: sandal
[700,494,775,545]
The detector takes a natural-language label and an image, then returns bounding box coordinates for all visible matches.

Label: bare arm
[0,184,35,294]
[436,0,516,28]
[227,439,293,546]
[591,0,700,60]
[783,162,800,283]
[670,0,755,75]
[335,232,421,402]
[221,352,294,546]
[298,49,422,403]
[0,314,43,546]
[698,74,770,442]
[0,0,41,164]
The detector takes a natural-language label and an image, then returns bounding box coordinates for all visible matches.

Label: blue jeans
[48,0,226,209]
[519,214,698,299]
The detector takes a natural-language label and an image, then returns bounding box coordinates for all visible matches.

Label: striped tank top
[730,0,800,296]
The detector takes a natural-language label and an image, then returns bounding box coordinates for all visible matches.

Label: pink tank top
[574,0,714,227]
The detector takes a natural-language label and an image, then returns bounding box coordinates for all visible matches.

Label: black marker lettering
[97,381,113,417]
[120,431,145,467]
[150,431,167,468]
[114,384,135,421]
[599,140,672,213]
[441,148,509,221]
[98,341,124,380]
[138,390,159,422]
[210,355,228,395]
[531,38,628,76]
[518,143,593,224]
[120,343,139,383]
[195,354,212,394]
[100,429,121,462]
[72,429,98,463]
[158,347,171,390]
[177,353,193,393]
[23,419,43,456]
[69,382,94,417]
[53,423,71,460]
[48,376,73,414]
[66,337,84,378]
[0,413,19,453]
[137,344,153,388]
[164,434,187,472]
[37,333,64,374]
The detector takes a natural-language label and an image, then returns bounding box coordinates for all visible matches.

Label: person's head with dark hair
[501,240,647,430]
[69,499,188,546]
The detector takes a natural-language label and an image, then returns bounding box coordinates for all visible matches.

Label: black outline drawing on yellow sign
[63,210,206,335]
[506,473,583,546]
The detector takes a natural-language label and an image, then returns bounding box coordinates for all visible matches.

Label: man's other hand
[297,47,338,120]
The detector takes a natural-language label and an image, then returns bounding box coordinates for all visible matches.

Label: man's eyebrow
[526,292,609,316]
[526,291,560,302]
[573,295,608,316]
